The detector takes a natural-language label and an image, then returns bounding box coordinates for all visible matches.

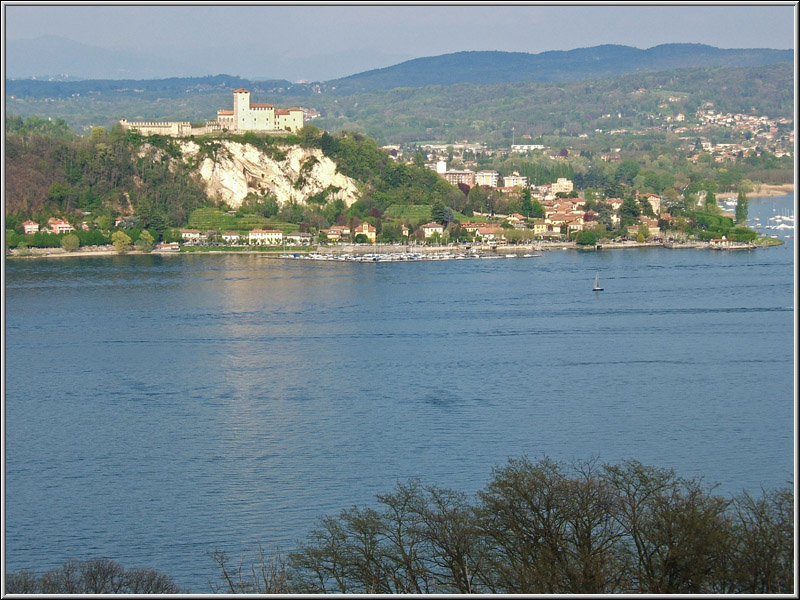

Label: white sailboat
[593,272,604,291]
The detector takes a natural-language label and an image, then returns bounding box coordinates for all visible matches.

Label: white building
[551,178,574,194]
[249,228,284,245]
[502,173,528,188]
[120,89,304,137]
[476,170,500,187]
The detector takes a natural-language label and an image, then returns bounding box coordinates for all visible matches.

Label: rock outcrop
[178,140,361,209]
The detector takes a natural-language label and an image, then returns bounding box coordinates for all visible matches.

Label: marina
[281,250,542,262]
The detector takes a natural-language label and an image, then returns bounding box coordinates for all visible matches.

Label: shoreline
[744,183,794,199]
[6,189,792,261]
[7,239,782,260]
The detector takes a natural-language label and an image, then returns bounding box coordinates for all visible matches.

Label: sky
[3,2,797,81]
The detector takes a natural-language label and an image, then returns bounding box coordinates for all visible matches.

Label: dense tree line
[5,558,182,594]
[211,457,793,594]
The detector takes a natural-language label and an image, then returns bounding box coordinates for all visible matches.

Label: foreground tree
[210,457,794,595]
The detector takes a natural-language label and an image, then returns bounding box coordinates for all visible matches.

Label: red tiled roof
[250,103,274,108]
[234,88,249,93]
[218,110,234,115]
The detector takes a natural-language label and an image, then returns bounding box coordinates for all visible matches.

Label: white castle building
[119,88,304,137]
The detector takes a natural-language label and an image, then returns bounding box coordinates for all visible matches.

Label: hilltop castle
[119,88,304,137]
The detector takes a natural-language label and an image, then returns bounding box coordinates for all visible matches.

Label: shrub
[576,230,599,246]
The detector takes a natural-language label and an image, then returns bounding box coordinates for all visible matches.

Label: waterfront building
[322,225,350,242]
[421,222,445,239]
[221,232,242,244]
[48,218,75,234]
[249,229,284,245]
[180,229,203,242]
[286,232,313,245]
[22,220,40,234]
[354,222,377,242]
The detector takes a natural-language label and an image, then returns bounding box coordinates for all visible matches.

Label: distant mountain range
[5,43,793,100]
[3,35,413,82]
[325,44,794,93]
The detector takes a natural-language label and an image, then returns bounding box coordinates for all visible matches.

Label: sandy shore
[746,183,794,198]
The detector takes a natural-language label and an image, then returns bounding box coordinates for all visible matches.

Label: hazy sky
[4,3,797,80]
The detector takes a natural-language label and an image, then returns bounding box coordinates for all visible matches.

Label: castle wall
[119,89,304,138]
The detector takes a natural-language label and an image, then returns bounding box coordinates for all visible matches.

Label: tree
[521,188,533,217]
[530,199,545,219]
[135,230,155,252]
[615,160,641,185]
[6,559,181,594]
[576,230,599,246]
[111,230,132,253]
[735,190,749,223]
[60,233,80,252]
[619,196,641,226]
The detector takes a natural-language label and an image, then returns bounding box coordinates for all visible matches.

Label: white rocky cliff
[178,140,361,209]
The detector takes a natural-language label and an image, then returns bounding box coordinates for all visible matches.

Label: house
[640,193,661,214]
[475,225,505,242]
[286,232,313,245]
[627,216,661,238]
[22,220,39,234]
[221,232,242,244]
[549,212,584,235]
[156,242,180,252]
[48,218,75,234]
[180,229,203,242]
[421,222,445,239]
[541,219,563,237]
[322,226,350,242]
[249,228,284,245]
[354,221,377,242]
[401,225,410,238]
[460,222,488,234]
[506,213,526,224]
[709,236,734,248]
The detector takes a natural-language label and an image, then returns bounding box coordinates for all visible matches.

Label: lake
[4,194,795,591]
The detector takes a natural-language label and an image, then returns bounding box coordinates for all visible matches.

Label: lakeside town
[10,181,793,260]
[6,93,794,260]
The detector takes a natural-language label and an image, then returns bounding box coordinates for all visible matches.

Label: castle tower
[233,88,251,132]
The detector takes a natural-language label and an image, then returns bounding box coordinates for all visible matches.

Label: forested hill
[4,74,303,101]
[324,44,794,93]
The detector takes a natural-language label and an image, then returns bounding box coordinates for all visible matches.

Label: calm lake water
[4,194,795,591]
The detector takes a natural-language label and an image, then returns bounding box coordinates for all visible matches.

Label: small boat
[592,272,604,291]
